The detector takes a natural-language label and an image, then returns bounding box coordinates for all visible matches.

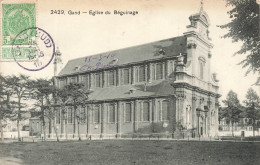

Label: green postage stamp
[2,3,36,45]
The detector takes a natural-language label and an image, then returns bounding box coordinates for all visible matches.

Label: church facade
[50,9,220,139]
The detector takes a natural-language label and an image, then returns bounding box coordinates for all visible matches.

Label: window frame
[142,101,150,122]
[124,103,132,123]
[108,103,116,123]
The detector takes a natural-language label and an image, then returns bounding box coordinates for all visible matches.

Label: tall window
[109,104,115,123]
[199,57,206,80]
[108,70,115,86]
[56,109,60,124]
[68,107,73,124]
[157,100,161,121]
[156,63,163,80]
[59,79,66,88]
[162,100,169,121]
[69,76,77,84]
[138,65,145,82]
[123,68,130,84]
[125,103,131,122]
[95,73,101,88]
[200,62,204,80]
[93,105,100,123]
[143,102,150,122]
[81,75,89,88]
[80,108,86,123]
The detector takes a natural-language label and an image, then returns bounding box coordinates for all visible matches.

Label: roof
[87,80,176,102]
[58,36,187,76]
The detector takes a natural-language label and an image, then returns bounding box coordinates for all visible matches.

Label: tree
[219,0,260,83]
[222,90,243,137]
[57,83,89,141]
[5,74,32,141]
[0,75,12,141]
[243,88,260,137]
[31,79,55,140]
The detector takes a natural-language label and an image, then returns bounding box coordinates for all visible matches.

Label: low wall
[0,131,30,139]
[218,130,260,137]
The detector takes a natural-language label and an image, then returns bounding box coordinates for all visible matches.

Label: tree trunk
[17,99,21,142]
[17,119,21,141]
[253,119,255,137]
[73,105,76,137]
[65,119,68,140]
[43,120,46,141]
[0,119,4,141]
[41,101,46,141]
[77,117,81,141]
[231,122,234,138]
[52,119,59,142]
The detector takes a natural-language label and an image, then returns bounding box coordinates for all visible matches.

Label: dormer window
[159,48,166,55]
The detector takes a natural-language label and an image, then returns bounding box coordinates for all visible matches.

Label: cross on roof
[200,0,204,13]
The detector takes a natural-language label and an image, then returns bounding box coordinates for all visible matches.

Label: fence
[0,131,29,139]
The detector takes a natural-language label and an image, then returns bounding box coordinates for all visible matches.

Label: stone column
[162,62,166,79]
[86,105,90,136]
[148,63,152,82]
[101,103,105,137]
[116,101,121,137]
[133,100,137,132]
[132,66,135,84]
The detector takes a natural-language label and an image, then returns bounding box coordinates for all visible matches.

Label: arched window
[211,110,215,125]
[95,73,101,88]
[108,70,115,86]
[109,104,115,123]
[186,105,191,126]
[156,63,163,80]
[138,65,145,82]
[123,68,130,85]
[67,107,73,124]
[198,57,206,80]
[143,102,150,122]
[162,100,169,121]
[93,105,100,123]
[56,108,61,124]
[80,107,86,123]
[125,103,131,122]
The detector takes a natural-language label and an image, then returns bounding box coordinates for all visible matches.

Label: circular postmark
[11,27,55,71]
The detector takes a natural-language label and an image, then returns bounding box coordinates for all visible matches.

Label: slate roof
[87,80,176,102]
[58,36,187,76]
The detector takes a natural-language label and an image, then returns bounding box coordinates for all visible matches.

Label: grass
[0,140,259,165]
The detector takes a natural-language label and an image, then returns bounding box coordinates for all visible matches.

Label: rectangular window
[143,102,150,122]
[67,107,73,124]
[108,70,115,86]
[95,73,101,88]
[56,109,60,124]
[93,105,100,123]
[123,68,130,85]
[81,75,89,88]
[125,103,131,122]
[109,104,115,123]
[156,63,163,80]
[138,65,145,82]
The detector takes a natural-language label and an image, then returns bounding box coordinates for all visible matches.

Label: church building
[50,7,220,139]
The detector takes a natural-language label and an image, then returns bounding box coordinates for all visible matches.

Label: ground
[0,140,259,165]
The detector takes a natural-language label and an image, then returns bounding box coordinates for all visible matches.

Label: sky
[0,0,259,104]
